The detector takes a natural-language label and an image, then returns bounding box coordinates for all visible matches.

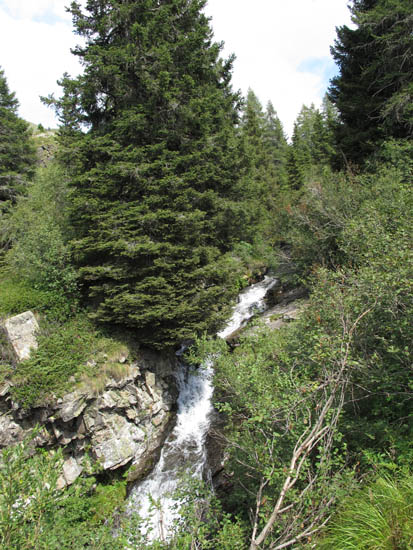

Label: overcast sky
[0,0,352,137]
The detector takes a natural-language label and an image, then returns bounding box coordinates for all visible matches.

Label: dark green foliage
[238,90,288,199]
[4,163,78,301]
[50,0,252,349]
[0,274,65,318]
[0,67,36,210]
[10,315,98,407]
[236,89,289,254]
[263,101,289,188]
[284,139,413,275]
[8,312,141,408]
[0,437,246,550]
[329,0,413,165]
[183,144,413,547]
[287,100,337,188]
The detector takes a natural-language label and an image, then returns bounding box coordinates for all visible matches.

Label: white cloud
[0,0,71,21]
[204,0,352,136]
[0,0,352,134]
[0,4,81,127]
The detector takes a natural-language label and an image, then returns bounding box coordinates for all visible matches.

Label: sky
[0,0,352,137]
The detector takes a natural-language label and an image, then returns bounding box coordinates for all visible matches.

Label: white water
[128,276,276,540]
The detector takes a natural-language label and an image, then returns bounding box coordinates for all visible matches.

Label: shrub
[10,315,98,407]
[3,163,78,313]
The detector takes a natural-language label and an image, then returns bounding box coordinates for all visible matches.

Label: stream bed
[127,276,277,539]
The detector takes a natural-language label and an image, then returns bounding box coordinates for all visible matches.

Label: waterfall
[127,275,277,540]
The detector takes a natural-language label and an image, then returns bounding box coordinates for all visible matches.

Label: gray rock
[262,300,309,330]
[57,457,83,489]
[92,412,146,469]
[59,391,88,423]
[0,413,25,446]
[0,348,178,487]
[3,311,39,361]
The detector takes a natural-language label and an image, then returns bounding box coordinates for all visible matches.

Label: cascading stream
[128,276,277,540]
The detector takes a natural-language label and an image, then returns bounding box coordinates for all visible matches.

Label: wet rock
[126,411,175,484]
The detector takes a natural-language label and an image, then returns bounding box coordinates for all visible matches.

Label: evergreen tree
[287,102,335,187]
[52,0,248,349]
[237,91,288,225]
[329,0,413,165]
[263,101,289,188]
[238,89,268,196]
[0,67,35,207]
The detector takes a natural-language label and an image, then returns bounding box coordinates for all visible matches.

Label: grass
[0,271,141,408]
[318,474,413,550]
[9,314,141,408]
[0,274,55,317]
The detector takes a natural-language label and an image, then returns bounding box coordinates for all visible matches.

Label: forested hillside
[0,0,412,548]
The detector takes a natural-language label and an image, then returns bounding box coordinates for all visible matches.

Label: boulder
[58,391,88,423]
[92,411,146,469]
[3,311,39,361]
[57,457,83,489]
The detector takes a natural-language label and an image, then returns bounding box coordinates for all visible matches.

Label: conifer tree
[238,89,267,194]
[52,0,248,348]
[329,0,413,165]
[287,102,336,187]
[263,101,289,188]
[237,90,288,225]
[0,67,35,207]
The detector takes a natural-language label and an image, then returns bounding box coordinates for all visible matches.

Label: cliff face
[0,348,178,488]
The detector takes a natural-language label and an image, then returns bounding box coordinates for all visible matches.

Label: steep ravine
[128,276,279,540]
[0,274,307,529]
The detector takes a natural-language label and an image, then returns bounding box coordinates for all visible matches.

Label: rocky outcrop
[0,349,178,488]
[3,311,39,362]
[261,299,309,330]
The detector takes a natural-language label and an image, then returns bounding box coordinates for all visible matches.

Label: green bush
[3,163,78,312]
[0,274,76,321]
[0,432,126,550]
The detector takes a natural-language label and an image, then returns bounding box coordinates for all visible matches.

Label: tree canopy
[0,67,36,207]
[329,0,413,165]
[52,0,252,348]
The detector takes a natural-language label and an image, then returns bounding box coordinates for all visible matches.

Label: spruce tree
[287,102,336,187]
[53,0,248,349]
[0,67,35,206]
[329,0,413,165]
[237,91,288,229]
[262,101,289,188]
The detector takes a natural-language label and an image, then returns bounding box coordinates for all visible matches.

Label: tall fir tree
[329,0,413,165]
[238,89,267,195]
[262,101,289,188]
[0,67,36,208]
[236,90,288,238]
[287,101,336,187]
[51,0,251,349]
